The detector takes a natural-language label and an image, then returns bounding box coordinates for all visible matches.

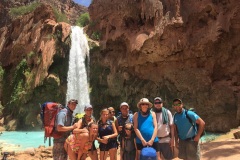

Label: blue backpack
[140,146,157,160]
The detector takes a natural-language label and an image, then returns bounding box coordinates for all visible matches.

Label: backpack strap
[185,110,194,126]
[185,110,198,133]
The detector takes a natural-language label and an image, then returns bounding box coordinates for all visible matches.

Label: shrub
[76,13,90,27]
[53,8,69,23]
[91,31,101,40]
[9,2,40,18]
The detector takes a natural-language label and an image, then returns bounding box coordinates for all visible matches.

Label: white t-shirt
[156,109,173,143]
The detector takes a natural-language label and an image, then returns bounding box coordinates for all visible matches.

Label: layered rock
[88,0,240,132]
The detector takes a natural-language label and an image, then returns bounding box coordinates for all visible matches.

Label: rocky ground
[1,128,240,160]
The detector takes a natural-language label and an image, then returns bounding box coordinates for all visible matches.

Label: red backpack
[40,102,67,145]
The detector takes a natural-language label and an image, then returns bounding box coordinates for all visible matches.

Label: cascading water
[66,26,90,115]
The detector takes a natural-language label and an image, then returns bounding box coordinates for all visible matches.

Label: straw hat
[137,98,153,108]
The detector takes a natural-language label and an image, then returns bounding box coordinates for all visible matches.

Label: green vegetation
[10,59,29,104]
[9,2,40,17]
[91,31,101,40]
[76,13,90,27]
[53,8,69,23]
[0,65,4,82]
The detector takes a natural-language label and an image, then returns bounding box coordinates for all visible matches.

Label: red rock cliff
[88,0,240,132]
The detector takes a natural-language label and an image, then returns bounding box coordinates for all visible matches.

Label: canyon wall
[88,0,240,132]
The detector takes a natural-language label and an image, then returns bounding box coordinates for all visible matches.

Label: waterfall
[66,26,90,115]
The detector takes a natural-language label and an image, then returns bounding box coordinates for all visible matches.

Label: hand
[101,138,108,144]
[169,138,174,147]
[103,136,109,140]
[73,123,78,129]
[118,126,123,132]
[141,139,147,146]
[194,135,200,142]
[147,139,153,146]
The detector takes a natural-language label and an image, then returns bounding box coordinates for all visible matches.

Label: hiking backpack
[117,113,134,126]
[185,108,206,137]
[140,146,157,160]
[173,108,206,137]
[40,102,66,145]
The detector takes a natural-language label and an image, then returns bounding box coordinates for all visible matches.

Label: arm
[169,124,175,147]
[194,117,205,142]
[169,111,175,147]
[103,122,118,139]
[133,112,147,146]
[147,112,158,146]
[134,138,138,160]
[57,123,78,132]
[115,118,122,133]
[173,124,179,147]
[73,119,88,134]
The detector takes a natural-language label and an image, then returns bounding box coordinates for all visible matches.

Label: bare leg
[77,149,84,160]
[88,150,98,160]
[80,153,87,160]
[100,151,108,160]
[109,148,117,160]
[137,150,141,160]
[64,142,77,160]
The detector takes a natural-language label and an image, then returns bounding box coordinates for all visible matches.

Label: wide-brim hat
[137,98,153,108]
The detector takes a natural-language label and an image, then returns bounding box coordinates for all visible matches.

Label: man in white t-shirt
[153,97,175,160]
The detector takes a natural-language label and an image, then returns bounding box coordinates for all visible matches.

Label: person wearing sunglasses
[153,97,174,160]
[173,98,205,160]
[122,123,137,160]
[133,98,159,160]
[108,107,117,124]
[116,102,134,160]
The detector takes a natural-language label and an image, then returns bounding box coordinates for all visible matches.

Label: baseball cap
[84,104,93,110]
[120,102,129,108]
[154,97,163,102]
[173,98,183,104]
[68,99,78,104]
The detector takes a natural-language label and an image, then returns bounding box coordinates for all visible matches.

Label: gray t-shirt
[54,107,73,143]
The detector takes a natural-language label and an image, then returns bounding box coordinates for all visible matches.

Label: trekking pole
[49,137,51,146]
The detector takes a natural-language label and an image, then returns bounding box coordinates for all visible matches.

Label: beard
[154,108,162,113]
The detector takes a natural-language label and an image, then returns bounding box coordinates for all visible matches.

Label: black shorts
[136,142,159,152]
[99,139,118,151]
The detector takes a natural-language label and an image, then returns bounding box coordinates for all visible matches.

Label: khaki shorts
[178,139,200,160]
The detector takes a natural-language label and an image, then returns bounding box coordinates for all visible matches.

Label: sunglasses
[109,111,115,114]
[154,102,162,104]
[173,103,181,107]
[125,128,132,131]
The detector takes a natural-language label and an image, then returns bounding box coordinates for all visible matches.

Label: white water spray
[66,26,90,114]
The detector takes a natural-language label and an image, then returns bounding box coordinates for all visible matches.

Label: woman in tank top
[97,108,118,160]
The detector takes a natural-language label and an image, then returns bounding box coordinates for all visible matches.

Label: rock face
[88,0,240,132]
[0,2,72,129]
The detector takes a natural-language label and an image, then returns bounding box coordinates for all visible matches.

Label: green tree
[76,13,90,27]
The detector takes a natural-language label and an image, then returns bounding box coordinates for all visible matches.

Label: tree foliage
[76,13,90,27]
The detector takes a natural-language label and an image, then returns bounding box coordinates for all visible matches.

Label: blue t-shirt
[136,112,158,144]
[174,109,199,140]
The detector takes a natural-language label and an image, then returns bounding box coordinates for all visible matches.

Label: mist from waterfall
[66,26,90,115]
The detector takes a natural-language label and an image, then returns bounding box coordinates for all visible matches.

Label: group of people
[52,97,205,160]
